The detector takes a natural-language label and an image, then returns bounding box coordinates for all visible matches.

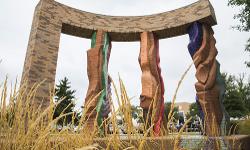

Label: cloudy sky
[0,0,249,109]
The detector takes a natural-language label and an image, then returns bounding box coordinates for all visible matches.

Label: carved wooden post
[139,32,165,136]
[188,22,228,136]
[84,30,111,132]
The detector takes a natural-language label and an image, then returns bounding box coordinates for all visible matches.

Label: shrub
[238,119,250,135]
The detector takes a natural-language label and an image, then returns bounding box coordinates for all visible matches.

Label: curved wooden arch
[21,0,217,109]
[61,0,216,41]
[44,0,216,41]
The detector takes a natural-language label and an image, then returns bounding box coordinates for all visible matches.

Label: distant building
[175,102,191,115]
[172,102,203,133]
[175,102,192,122]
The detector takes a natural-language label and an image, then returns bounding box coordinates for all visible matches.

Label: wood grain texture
[139,32,164,135]
[38,0,216,41]
[21,0,217,110]
[84,30,112,129]
[192,25,225,136]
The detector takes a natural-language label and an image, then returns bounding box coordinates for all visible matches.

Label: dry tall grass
[0,63,237,149]
[0,76,172,149]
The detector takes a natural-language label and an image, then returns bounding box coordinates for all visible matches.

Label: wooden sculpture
[21,0,228,137]
[85,30,112,132]
[188,22,228,136]
[139,32,165,136]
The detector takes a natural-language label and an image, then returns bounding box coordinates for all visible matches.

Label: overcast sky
[0,0,249,109]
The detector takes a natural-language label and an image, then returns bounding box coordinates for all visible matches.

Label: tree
[246,38,250,67]
[222,73,249,118]
[130,105,143,123]
[228,0,250,67]
[53,77,78,126]
[131,105,139,119]
[188,102,199,118]
[164,102,180,121]
[186,102,202,125]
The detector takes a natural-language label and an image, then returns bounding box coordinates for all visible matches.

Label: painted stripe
[154,36,165,135]
[187,22,203,57]
[92,32,110,132]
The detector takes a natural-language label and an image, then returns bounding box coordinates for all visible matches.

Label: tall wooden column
[84,30,111,132]
[188,22,228,136]
[139,32,165,136]
[21,0,61,109]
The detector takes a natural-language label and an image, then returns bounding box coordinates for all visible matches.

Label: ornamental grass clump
[0,62,234,149]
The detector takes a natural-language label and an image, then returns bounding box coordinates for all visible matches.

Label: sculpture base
[95,135,250,149]
[1,134,249,149]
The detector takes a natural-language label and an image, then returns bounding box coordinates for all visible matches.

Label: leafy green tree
[53,77,78,126]
[186,102,201,126]
[228,0,250,67]
[164,102,180,121]
[131,105,139,119]
[222,73,249,118]
[188,102,199,118]
[130,105,143,123]
[246,39,250,67]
